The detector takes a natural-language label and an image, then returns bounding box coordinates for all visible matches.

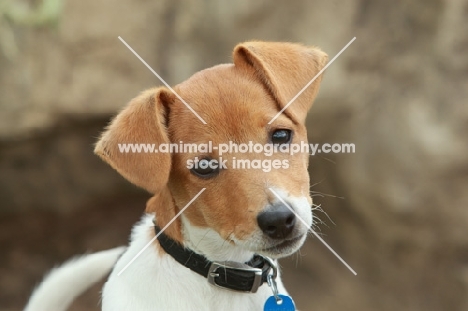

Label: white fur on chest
[102,214,285,311]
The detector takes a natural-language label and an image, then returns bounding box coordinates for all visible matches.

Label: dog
[25,41,328,311]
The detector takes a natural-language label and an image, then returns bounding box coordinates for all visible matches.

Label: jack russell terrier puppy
[25,41,328,311]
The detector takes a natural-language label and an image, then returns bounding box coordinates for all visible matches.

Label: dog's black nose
[257,204,296,239]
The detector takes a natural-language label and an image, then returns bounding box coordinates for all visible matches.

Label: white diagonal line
[268,37,356,124]
[118,36,207,125]
[117,188,206,276]
[269,188,357,275]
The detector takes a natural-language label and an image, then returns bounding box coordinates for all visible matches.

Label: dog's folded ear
[95,87,173,194]
[233,41,328,123]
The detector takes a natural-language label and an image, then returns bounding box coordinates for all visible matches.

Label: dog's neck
[180,215,255,263]
[147,190,255,263]
[146,189,183,242]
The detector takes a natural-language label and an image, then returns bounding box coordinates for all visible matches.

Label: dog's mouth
[261,234,305,256]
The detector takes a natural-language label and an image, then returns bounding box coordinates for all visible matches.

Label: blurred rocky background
[1,0,467,310]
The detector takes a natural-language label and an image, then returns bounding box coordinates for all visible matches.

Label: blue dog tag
[264,295,296,311]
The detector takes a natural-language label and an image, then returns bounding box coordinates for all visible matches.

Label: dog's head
[95,41,327,260]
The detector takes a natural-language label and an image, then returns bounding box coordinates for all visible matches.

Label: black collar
[154,226,273,293]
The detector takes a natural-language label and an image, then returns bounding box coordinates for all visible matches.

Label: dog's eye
[271,129,292,144]
[191,157,219,179]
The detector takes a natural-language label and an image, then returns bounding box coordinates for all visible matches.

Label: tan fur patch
[95,41,328,245]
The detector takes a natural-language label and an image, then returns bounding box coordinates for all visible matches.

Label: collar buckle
[207,261,263,293]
